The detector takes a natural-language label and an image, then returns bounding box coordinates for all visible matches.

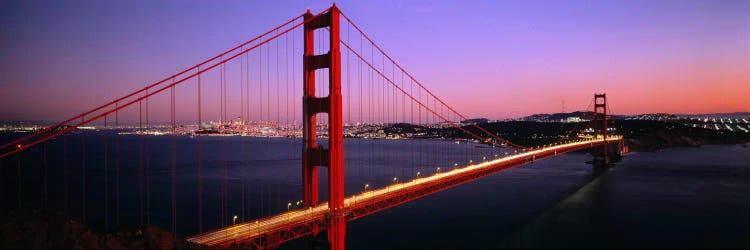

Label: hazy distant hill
[461,118,490,124]
[518,111,750,122]
[675,112,750,119]
[519,111,626,122]
[0,120,54,126]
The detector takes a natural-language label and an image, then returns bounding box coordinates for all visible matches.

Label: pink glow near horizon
[0,1,748,123]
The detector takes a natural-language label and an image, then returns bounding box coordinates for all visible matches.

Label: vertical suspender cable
[81,116,86,224]
[64,129,68,217]
[115,102,120,226]
[246,50,251,222]
[139,90,144,225]
[197,67,203,232]
[146,89,151,226]
[369,42,373,177]
[292,22,296,126]
[285,33,291,205]
[261,43,266,217]
[43,142,48,209]
[401,71,405,177]
[393,59,398,179]
[171,79,177,235]
[346,19,351,193]
[240,51,246,223]
[241,49,245,124]
[103,115,108,230]
[266,41,271,215]
[381,53,386,179]
[410,78,414,178]
[16,149,21,208]
[358,32,369,182]
[221,63,228,227]
[276,30,281,211]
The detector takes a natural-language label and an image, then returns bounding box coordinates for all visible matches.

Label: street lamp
[393,177,398,183]
[233,215,238,225]
[416,171,421,178]
[287,202,292,222]
[436,167,440,174]
[364,184,369,192]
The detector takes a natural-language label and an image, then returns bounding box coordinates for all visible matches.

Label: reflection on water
[294,144,750,249]
[3,132,749,248]
[500,144,750,248]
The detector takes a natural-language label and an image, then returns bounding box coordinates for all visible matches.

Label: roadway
[186,137,622,247]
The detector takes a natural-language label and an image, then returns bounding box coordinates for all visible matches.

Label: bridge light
[416,172,421,178]
[364,184,369,191]
[287,202,293,222]
[233,215,238,225]
[436,167,441,173]
[393,177,398,183]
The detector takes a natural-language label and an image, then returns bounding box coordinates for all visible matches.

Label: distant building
[566,117,582,123]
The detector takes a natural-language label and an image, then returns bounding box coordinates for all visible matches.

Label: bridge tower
[593,93,608,164]
[302,5,346,250]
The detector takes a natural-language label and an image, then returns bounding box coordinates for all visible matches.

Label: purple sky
[1,0,748,123]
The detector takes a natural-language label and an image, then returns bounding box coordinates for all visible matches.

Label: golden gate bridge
[0,4,623,249]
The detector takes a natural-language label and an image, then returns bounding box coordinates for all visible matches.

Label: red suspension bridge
[0,5,623,249]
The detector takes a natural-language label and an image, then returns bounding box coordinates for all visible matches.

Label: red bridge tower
[302,5,346,250]
[593,93,608,164]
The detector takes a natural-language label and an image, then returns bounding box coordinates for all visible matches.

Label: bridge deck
[186,138,621,248]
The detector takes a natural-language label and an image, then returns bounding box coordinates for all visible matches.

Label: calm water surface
[2,133,749,248]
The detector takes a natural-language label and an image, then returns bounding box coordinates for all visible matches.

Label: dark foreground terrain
[0,210,223,250]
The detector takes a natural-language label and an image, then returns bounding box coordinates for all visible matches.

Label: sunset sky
[1,0,748,122]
